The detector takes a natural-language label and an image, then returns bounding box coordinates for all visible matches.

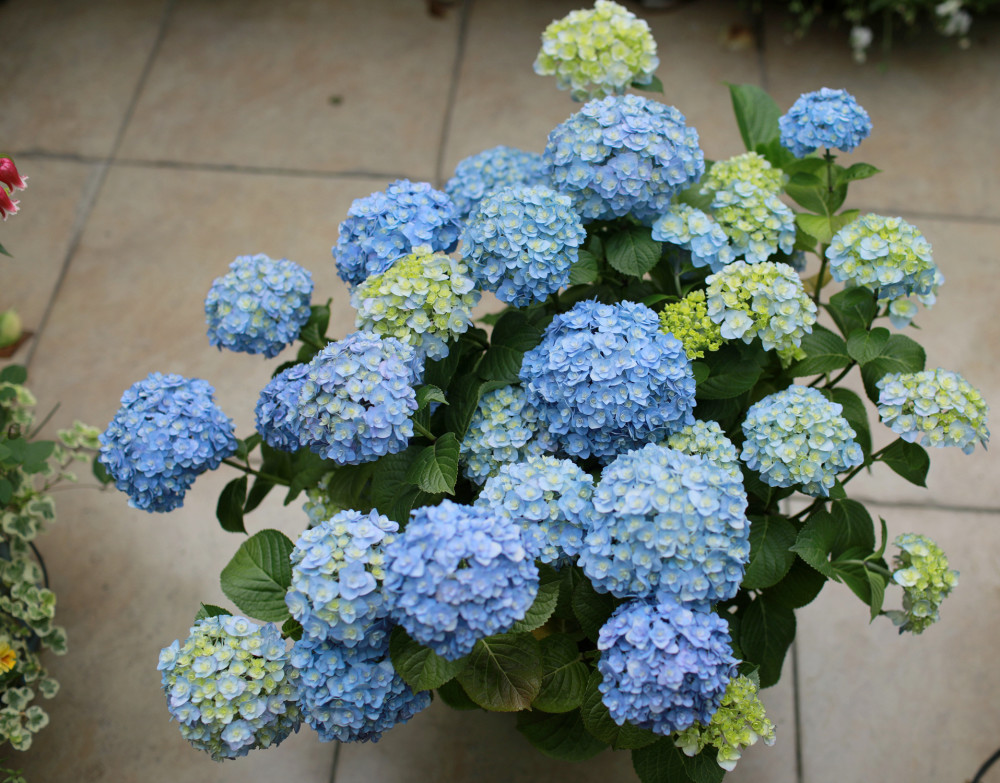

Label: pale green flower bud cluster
[889,533,958,634]
[665,420,740,478]
[700,152,787,197]
[659,291,723,360]
[0,382,36,431]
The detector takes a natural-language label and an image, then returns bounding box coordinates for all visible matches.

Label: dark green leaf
[788,325,851,378]
[305,303,331,339]
[436,678,480,710]
[846,327,890,365]
[763,556,827,609]
[416,384,448,411]
[632,736,694,783]
[632,74,664,94]
[581,671,659,749]
[244,478,275,514]
[216,476,248,534]
[284,450,330,504]
[23,440,55,468]
[825,387,871,457]
[790,511,840,579]
[795,210,859,245]
[739,594,796,688]
[727,83,781,151]
[424,329,487,391]
[479,310,544,384]
[219,529,295,622]
[281,617,303,641]
[742,515,797,590]
[572,577,619,641]
[859,334,926,401]
[605,226,662,278]
[517,709,607,761]
[405,432,459,495]
[0,478,11,506]
[681,749,726,783]
[829,499,876,554]
[0,241,10,258]
[92,456,113,485]
[0,365,27,385]
[510,577,560,634]
[570,250,600,285]
[444,375,484,441]
[838,163,880,184]
[826,288,878,338]
[194,603,230,622]
[865,567,886,621]
[389,626,465,692]
[877,438,929,488]
[457,633,543,712]
[785,179,847,215]
[830,550,888,611]
[371,446,439,525]
[532,635,589,713]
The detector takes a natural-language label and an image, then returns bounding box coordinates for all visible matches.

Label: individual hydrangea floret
[651,203,734,273]
[520,299,696,461]
[779,87,872,157]
[885,267,944,330]
[665,420,740,478]
[285,510,398,645]
[157,615,300,761]
[579,444,750,604]
[445,146,549,219]
[675,674,777,772]
[475,454,595,564]
[741,386,864,497]
[204,254,314,359]
[99,373,237,513]
[533,0,659,101]
[333,180,461,287]
[290,621,430,742]
[876,369,989,454]
[598,600,737,735]
[461,184,586,307]
[888,533,959,634]
[544,94,705,222]
[658,291,723,359]
[700,152,787,198]
[705,260,817,363]
[826,214,938,302]
[254,365,307,452]
[384,500,538,660]
[351,246,480,360]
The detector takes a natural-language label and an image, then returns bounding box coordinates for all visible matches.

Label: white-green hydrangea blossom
[888,533,958,634]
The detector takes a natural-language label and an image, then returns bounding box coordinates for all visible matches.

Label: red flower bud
[0,158,27,192]
[0,188,19,220]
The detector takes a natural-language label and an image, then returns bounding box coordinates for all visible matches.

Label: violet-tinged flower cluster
[665,420,740,478]
[254,366,306,452]
[779,87,872,157]
[876,369,989,454]
[476,455,595,564]
[285,510,398,645]
[157,616,301,761]
[520,299,696,461]
[383,500,538,660]
[741,386,864,497]
[460,385,554,484]
[579,444,750,604]
[533,0,659,101]
[351,246,480,361]
[544,94,705,222]
[888,533,959,635]
[290,623,430,743]
[651,204,734,273]
[99,373,237,513]
[333,180,461,287]
[445,146,549,220]
[204,254,314,359]
[826,214,938,302]
[597,600,737,735]
[658,291,723,360]
[705,260,817,362]
[461,184,586,306]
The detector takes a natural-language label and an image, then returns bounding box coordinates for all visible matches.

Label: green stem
[838,559,892,578]
[839,444,891,486]
[813,251,828,306]
[822,362,856,389]
[412,420,437,442]
[222,458,291,486]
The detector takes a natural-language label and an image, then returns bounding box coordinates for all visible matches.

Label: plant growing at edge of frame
[99,1,986,777]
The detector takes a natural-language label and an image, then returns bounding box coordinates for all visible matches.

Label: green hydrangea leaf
[456,633,543,712]
[436,678,480,711]
[680,748,725,783]
[532,635,589,714]
[284,449,330,504]
[405,433,459,495]
[826,287,878,338]
[216,476,248,534]
[847,327,890,366]
[788,325,851,377]
[219,529,294,623]
[194,603,230,622]
[517,709,608,761]
[389,626,465,692]
[877,437,930,488]
[859,333,926,402]
[478,310,544,384]
[738,594,796,688]
[763,556,827,610]
[510,576,560,634]
[606,226,661,278]
[571,576,619,641]
[581,670,659,750]
[632,736,695,783]
[569,250,600,285]
[727,83,780,151]
[416,384,448,411]
[742,514,797,590]
[371,446,442,525]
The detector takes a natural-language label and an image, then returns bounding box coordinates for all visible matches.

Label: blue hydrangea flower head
[598,600,737,735]
[475,454,596,564]
[461,184,586,307]
[826,214,938,302]
[157,615,301,760]
[204,254,314,358]
[741,385,864,497]
[579,443,749,604]
[254,365,308,452]
[445,146,549,219]
[384,500,539,660]
[520,299,697,461]
[665,420,740,478]
[289,622,430,742]
[286,509,398,645]
[99,373,237,512]
[651,203,734,273]
[885,267,944,330]
[351,245,480,361]
[888,533,959,634]
[779,87,872,157]
[544,94,705,222]
[876,369,989,454]
[333,180,461,287]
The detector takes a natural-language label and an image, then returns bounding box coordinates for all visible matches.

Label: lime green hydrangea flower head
[674,674,776,772]
[700,152,787,198]
[534,0,659,101]
[659,291,723,360]
[888,533,958,634]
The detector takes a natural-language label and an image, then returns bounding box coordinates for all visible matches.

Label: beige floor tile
[117,0,459,180]
[0,0,167,158]
[795,505,1000,783]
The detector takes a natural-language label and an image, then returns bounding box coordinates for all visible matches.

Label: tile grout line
[432,0,473,189]
[781,495,806,783]
[849,497,1000,515]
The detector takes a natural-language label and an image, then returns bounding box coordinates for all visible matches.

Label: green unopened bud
[0,309,22,348]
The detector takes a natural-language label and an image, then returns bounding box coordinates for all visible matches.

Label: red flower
[0,188,18,220]
[0,158,27,192]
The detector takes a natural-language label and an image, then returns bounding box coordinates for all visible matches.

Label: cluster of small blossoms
[705,260,817,362]
[779,87,872,157]
[290,623,430,742]
[889,533,959,634]
[826,214,938,302]
[885,267,944,329]
[285,510,398,645]
[544,94,705,222]
[157,616,301,761]
[665,420,740,478]
[876,369,989,454]
[597,601,737,735]
[579,444,750,604]
[707,184,796,264]
[254,366,307,452]
[651,204,734,273]
[0,157,27,220]
[460,385,554,484]
[476,455,595,564]
[383,500,538,660]
[351,246,480,360]
[302,475,338,528]
[204,254,314,358]
[445,146,549,220]
[99,373,237,512]
[674,674,776,772]
[520,299,696,461]
[533,0,659,101]
[700,153,787,197]
[741,386,864,497]
[333,180,461,287]
[461,184,586,306]
[658,291,723,360]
